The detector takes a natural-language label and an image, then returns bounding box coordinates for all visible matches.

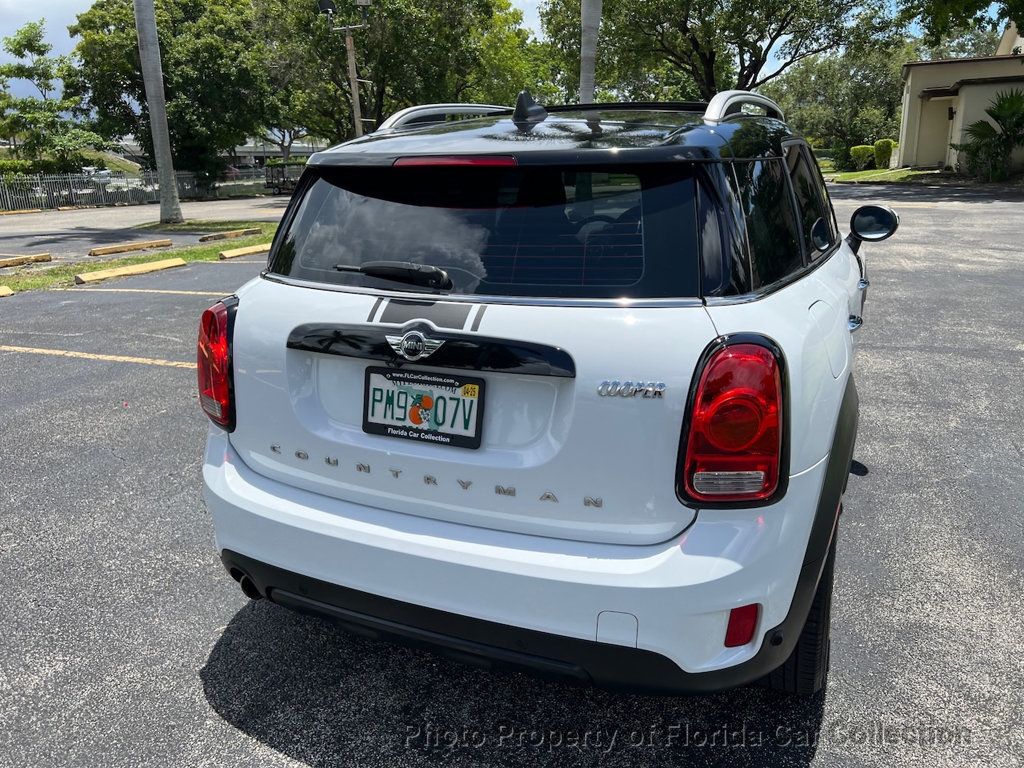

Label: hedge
[0,156,97,175]
[850,145,875,170]
[873,139,897,169]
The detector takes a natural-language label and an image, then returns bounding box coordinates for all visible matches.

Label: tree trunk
[579,0,602,103]
[133,0,183,224]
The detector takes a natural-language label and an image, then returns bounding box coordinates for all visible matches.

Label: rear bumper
[203,429,835,693]
[221,548,831,694]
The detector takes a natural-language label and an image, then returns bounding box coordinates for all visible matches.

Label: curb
[219,243,271,260]
[0,253,52,269]
[75,258,187,285]
[0,286,12,297]
[199,228,262,242]
[88,239,173,257]
[0,208,43,216]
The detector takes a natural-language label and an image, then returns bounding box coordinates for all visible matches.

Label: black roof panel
[308,105,798,167]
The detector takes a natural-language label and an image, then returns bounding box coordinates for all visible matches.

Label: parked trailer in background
[265,162,306,195]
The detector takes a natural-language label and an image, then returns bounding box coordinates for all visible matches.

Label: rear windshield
[268,165,699,299]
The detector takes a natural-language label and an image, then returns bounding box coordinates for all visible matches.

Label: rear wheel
[763,535,835,695]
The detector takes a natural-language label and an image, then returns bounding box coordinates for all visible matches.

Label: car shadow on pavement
[826,183,1024,204]
[201,600,826,767]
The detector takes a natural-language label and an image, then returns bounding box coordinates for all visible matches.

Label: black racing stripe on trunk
[378,299,472,329]
[366,296,384,322]
[471,304,488,331]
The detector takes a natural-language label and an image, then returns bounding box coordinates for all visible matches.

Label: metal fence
[0,169,269,212]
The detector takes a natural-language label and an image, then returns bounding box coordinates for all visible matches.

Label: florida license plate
[362,367,485,449]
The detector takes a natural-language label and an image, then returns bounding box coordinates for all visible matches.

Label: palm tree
[579,0,602,103]
[954,89,1024,181]
[133,0,182,223]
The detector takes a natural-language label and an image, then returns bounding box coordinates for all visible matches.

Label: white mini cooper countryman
[199,91,898,696]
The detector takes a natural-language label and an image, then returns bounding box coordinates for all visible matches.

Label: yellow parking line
[0,344,196,369]
[58,288,225,297]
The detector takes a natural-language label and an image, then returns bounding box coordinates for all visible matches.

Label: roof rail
[703,90,784,122]
[376,103,510,132]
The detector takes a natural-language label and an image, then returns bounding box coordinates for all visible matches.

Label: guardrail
[0,169,270,212]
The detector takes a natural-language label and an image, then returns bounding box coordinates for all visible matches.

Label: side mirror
[847,205,899,253]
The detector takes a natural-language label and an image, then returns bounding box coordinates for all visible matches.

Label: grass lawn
[0,223,275,294]
[82,150,141,175]
[825,167,940,183]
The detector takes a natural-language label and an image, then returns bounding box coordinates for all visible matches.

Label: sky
[0,0,543,56]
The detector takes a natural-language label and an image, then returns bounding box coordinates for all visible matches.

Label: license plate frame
[362,367,485,449]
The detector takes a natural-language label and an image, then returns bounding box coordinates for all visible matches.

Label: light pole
[133,0,183,223]
[318,0,373,138]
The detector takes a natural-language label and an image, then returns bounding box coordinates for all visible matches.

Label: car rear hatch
[227,160,717,545]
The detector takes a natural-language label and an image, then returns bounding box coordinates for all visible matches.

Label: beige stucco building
[896,24,1024,169]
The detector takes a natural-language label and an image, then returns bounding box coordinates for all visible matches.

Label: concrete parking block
[0,286,13,297]
[88,239,173,257]
[0,252,52,268]
[199,228,262,242]
[74,257,187,285]
[0,208,43,216]
[219,243,270,260]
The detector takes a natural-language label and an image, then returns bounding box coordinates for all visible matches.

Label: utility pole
[579,0,603,103]
[318,0,373,138]
[133,0,183,223]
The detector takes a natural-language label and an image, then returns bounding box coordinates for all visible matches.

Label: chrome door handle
[848,315,863,332]
[857,278,870,290]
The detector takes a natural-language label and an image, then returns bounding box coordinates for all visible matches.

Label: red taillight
[392,155,517,167]
[724,603,760,647]
[197,301,233,429]
[682,343,782,502]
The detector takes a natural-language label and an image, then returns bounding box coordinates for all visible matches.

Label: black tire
[763,536,836,695]
[272,186,281,195]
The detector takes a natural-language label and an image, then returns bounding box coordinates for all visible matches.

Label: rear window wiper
[334,260,453,290]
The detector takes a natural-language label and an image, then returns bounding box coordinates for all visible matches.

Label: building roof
[308,105,799,167]
[902,53,1024,78]
[920,74,1024,98]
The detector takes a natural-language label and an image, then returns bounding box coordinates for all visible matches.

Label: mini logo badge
[386,330,445,362]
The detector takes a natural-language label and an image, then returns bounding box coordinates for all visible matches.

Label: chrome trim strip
[260,272,705,309]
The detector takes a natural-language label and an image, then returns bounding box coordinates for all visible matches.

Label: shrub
[0,156,91,175]
[830,144,854,171]
[0,159,34,175]
[873,139,897,169]
[850,145,876,170]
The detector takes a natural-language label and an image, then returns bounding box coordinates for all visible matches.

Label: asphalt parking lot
[0,197,288,263]
[1,186,1022,767]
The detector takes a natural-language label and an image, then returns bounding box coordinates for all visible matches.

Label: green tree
[252,0,552,143]
[69,0,267,178]
[917,21,1004,58]
[0,20,108,169]
[910,1,1022,46]
[760,39,913,155]
[540,0,887,101]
